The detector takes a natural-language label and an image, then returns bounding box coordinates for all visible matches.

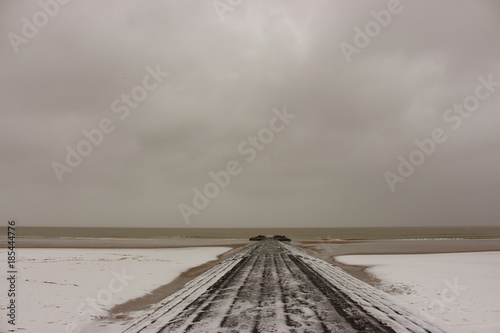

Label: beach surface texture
[116,239,443,333]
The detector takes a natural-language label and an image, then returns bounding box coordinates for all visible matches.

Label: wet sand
[299,238,500,255]
[16,237,250,248]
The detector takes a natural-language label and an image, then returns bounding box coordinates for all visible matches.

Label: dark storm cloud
[1,0,499,227]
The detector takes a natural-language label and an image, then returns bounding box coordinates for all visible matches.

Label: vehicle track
[122,240,445,333]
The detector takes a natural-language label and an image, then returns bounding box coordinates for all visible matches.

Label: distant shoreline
[3,226,500,240]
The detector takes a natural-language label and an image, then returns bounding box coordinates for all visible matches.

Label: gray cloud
[1,0,499,227]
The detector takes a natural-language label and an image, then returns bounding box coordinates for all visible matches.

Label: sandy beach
[3,236,500,332]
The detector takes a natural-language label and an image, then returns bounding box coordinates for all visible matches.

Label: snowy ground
[0,247,230,333]
[335,251,500,333]
[3,244,499,333]
[121,240,443,333]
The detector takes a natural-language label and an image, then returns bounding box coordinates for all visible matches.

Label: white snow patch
[336,251,500,333]
[0,247,230,333]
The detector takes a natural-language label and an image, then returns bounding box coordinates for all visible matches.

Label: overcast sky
[1,0,499,228]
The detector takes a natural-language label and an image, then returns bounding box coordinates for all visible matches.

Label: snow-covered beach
[1,237,499,333]
[0,246,233,333]
[335,251,500,333]
[305,238,500,333]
